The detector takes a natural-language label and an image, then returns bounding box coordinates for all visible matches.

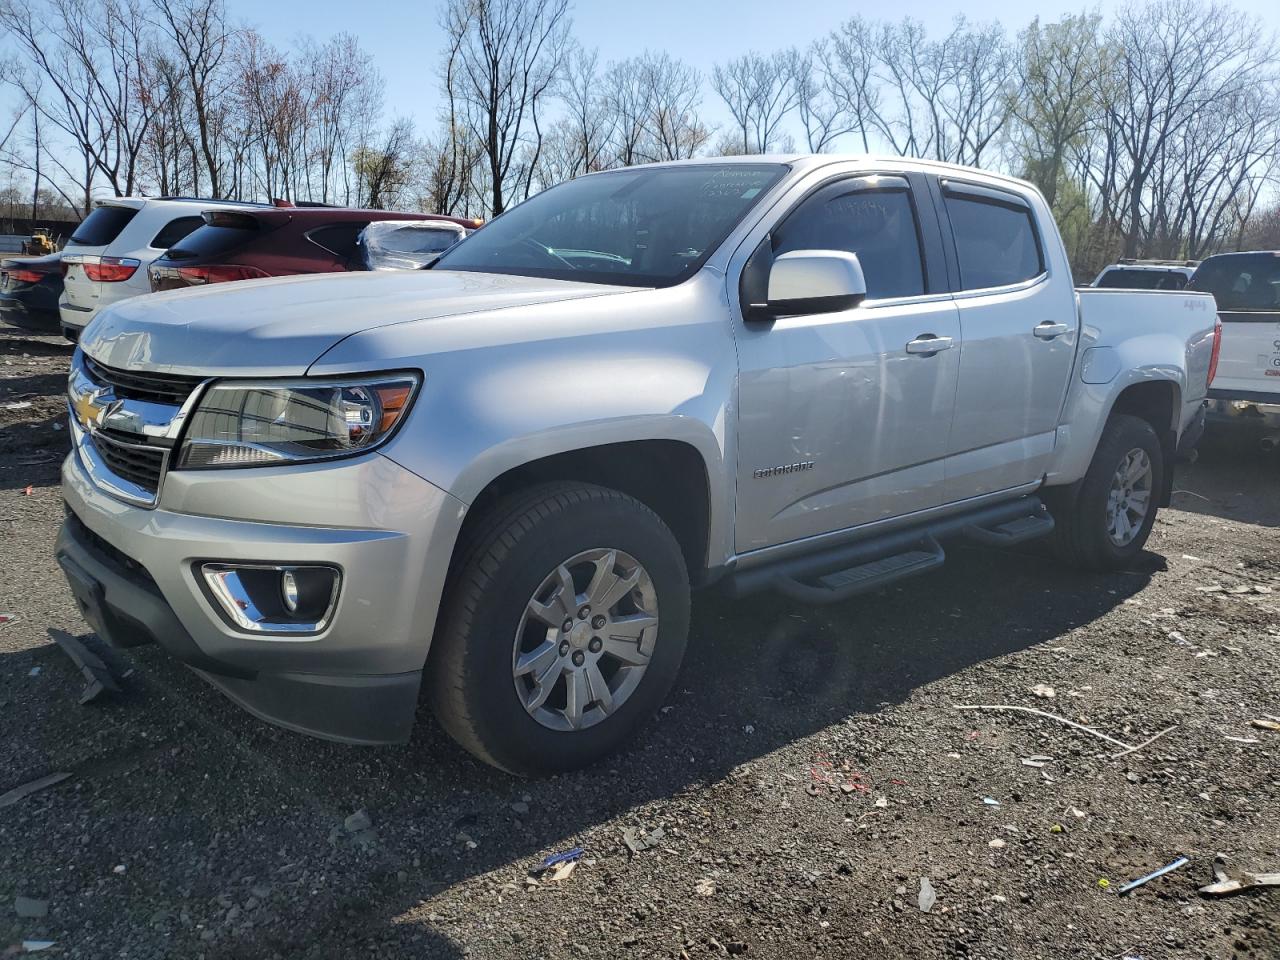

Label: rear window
[944,191,1044,290]
[70,206,138,246]
[307,223,369,261]
[1097,268,1188,290]
[165,224,260,262]
[150,216,204,250]
[1188,255,1280,311]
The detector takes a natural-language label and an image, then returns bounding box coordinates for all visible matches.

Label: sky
[239,0,1280,140]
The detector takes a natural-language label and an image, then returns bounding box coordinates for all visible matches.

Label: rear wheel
[428,483,690,775]
[1049,414,1164,571]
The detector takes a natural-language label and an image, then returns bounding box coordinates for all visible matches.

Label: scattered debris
[1224,735,1261,744]
[1198,855,1280,897]
[982,797,1000,807]
[873,796,888,808]
[1195,584,1223,593]
[27,666,39,677]
[1167,631,1188,645]
[22,941,56,953]
[532,846,584,876]
[1110,725,1178,759]
[510,801,530,815]
[548,860,578,882]
[694,878,716,896]
[622,826,665,855]
[1069,807,1087,819]
[1031,684,1056,699]
[1250,719,1280,732]
[3,400,32,410]
[343,809,372,833]
[1050,824,1064,834]
[1021,755,1053,768]
[918,877,937,913]
[988,838,1006,849]
[743,724,754,734]
[14,896,48,918]
[1097,878,1111,889]
[954,703,1137,753]
[0,772,72,810]
[0,612,17,627]
[112,864,126,875]
[1118,856,1189,895]
[48,628,121,704]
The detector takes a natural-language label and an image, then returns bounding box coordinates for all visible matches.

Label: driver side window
[772,184,926,301]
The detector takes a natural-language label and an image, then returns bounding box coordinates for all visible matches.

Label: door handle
[905,335,954,355]
[1033,322,1070,340]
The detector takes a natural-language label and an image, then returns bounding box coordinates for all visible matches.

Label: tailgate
[61,249,105,308]
[1211,310,1280,401]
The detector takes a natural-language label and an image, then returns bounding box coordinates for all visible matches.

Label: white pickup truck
[1186,251,1280,446]
[57,156,1217,774]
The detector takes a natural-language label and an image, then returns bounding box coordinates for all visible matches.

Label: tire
[427,482,691,775]
[1049,414,1165,571]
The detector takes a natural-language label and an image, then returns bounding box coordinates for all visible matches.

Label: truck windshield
[1188,253,1280,311]
[432,163,787,287]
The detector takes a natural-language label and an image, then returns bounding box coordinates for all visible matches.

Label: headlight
[176,373,420,468]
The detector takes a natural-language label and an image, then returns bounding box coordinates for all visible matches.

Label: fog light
[199,563,340,635]
[281,570,299,613]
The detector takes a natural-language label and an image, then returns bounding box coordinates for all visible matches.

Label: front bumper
[58,448,467,744]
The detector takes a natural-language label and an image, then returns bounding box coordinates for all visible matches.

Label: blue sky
[241,0,1278,137]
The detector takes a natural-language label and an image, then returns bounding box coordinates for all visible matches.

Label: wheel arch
[455,438,717,579]
[1107,379,1181,507]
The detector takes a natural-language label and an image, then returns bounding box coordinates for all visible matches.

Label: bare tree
[785,42,851,152]
[352,117,417,209]
[712,51,797,154]
[441,0,571,215]
[150,0,235,197]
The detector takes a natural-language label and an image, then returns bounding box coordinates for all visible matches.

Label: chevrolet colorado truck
[56,156,1218,775]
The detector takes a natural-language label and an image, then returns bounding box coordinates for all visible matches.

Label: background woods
[1,0,1278,276]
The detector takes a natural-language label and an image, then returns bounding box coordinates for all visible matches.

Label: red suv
[149,207,479,291]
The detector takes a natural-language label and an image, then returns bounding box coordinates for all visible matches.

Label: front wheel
[1048,414,1165,571]
[427,483,690,775]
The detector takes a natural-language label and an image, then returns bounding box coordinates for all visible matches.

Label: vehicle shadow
[0,538,1153,957]
[1171,431,1280,528]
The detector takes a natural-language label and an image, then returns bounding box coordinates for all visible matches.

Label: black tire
[1048,414,1165,571]
[427,482,690,775]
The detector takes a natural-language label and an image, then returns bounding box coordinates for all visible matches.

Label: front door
[733,173,960,553]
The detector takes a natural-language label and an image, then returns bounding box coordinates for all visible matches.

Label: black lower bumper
[0,299,60,334]
[54,513,420,745]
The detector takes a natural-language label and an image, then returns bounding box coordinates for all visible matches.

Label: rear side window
[70,206,138,246]
[307,223,369,261]
[150,216,204,250]
[1097,268,1188,290]
[944,190,1044,290]
[1188,255,1280,310]
[165,224,259,261]
[772,183,926,300]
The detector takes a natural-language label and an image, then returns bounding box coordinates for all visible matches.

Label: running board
[962,511,1055,546]
[723,495,1050,605]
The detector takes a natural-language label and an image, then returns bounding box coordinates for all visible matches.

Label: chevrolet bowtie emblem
[72,387,122,432]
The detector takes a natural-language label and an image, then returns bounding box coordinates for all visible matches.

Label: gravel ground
[1,324,1278,959]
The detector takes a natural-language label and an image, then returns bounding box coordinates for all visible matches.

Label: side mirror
[767,250,867,316]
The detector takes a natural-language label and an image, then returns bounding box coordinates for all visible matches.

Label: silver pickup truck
[57,156,1218,774]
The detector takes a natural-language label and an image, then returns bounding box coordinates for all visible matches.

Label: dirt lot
[1,325,1278,959]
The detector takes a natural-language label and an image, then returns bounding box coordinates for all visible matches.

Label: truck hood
[79,270,635,377]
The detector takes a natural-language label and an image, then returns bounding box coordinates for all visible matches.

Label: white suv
[59,197,271,340]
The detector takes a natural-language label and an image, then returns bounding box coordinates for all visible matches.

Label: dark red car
[148,207,480,292]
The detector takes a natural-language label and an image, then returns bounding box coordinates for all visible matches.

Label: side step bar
[724,496,1053,605]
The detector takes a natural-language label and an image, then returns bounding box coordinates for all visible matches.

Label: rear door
[1189,253,1280,401]
[732,169,961,552]
[61,202,142,313]
[935,178,1078,502]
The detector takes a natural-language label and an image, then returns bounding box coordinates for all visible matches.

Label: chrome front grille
[68,350,207,507]
[90,430,167,493]
[83,354,202,406]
